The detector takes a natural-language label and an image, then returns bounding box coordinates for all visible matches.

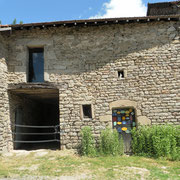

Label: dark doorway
[10,88,60,150]
[112,108,136,153]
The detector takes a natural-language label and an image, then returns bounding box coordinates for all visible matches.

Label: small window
[28,48,44,82]
[82,105,92,118]
[118,70,124,78]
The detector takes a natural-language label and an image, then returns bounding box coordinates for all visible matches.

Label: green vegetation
[0,125,179,179]
[131,125,180,160]
[12,18,17,25]
[11,18,23,25]
[0,150,179,180]
[0,19,23,25]
[79,125,180,160]
[79,126,96,156]
[79,127,124,156]
[99,128,124,156]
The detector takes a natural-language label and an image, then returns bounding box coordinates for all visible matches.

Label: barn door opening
[112,108,136,153]
[10,87,60,150]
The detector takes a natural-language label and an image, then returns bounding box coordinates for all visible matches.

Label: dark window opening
[82,105,92,118]
[118,70,124,78]
[28,48,44,82]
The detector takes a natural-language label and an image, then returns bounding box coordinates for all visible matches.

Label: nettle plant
[99,128,124,156]
[131,125,180,160]
[80,127,124,156]
[79,126,96,156]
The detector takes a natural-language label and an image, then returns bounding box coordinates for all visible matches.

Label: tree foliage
[12,18,17,25]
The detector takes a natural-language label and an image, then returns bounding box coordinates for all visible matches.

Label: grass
[0,150,179,180]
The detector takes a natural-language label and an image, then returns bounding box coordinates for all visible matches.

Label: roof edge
[1,14,180,30]
[148,0,180,5]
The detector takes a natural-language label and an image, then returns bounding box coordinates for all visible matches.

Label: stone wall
[147,2,180,16]
[5,21,180,149]
[0,34,10,151]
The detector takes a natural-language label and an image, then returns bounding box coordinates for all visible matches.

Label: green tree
[0,20,1,25]
[12,18,17,25]
[19,21,23,24]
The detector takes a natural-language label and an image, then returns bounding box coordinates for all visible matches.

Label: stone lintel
[8,82,58,90]
[8,83,60,101]
[109,99,138,110]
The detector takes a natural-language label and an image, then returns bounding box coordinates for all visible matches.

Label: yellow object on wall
[122,127,127,131]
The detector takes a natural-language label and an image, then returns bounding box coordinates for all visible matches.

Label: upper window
[28,48,44,82]
[118,70,125,79]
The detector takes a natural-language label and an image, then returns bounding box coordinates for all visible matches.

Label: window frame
[117,70,125,79]
[82,104,92,119]
[80,103,94,120]
[28,48,44,83]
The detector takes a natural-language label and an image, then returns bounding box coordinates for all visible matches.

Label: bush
[79,126,96,156]
[99,128,124,156]
[131,125,180,160]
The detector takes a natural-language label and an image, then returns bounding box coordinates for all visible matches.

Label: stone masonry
[0,34,10,151]
[0,18,180,150]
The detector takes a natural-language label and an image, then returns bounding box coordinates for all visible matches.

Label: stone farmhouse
[0,1,180,152]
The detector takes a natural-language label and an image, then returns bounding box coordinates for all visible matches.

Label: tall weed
[99,128,124,156]
[79,126,96,156]
[131,125,180,160]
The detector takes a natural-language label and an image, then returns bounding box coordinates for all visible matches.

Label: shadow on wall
[6,21,180,75]
[0,33,8,60]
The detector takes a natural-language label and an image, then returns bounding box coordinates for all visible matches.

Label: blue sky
[0,0,173,24]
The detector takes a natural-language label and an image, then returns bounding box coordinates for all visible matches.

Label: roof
[0,14,180,31]
[147,1,180,16]
[148,0,180,5]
